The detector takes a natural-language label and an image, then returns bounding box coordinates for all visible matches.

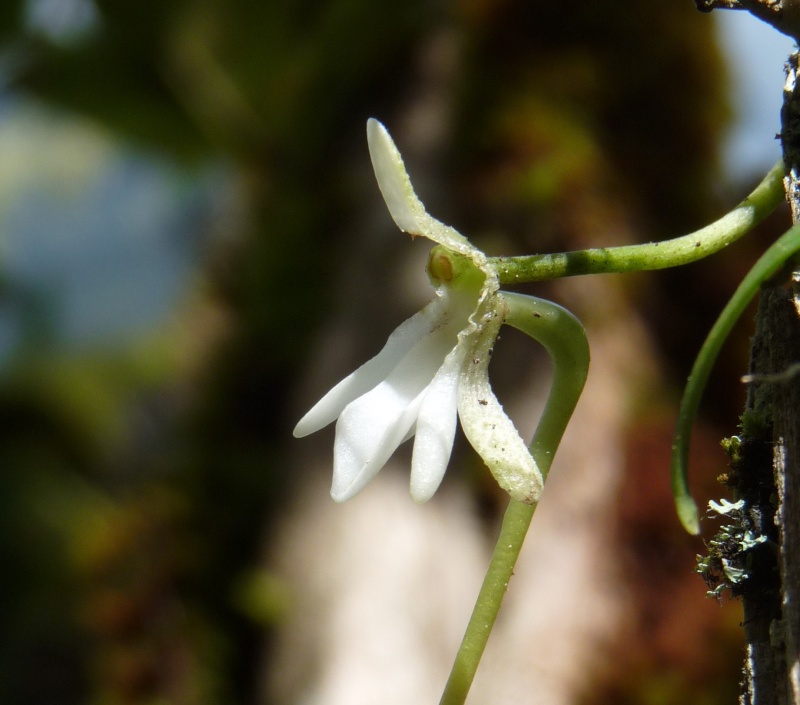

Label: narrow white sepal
[330,311,464,502]
[366,118,479,261]
[409,344,465,502]
[293,294,450,438]
[366,118,426,235]
[457,296,544,504]
[331,388,423,502]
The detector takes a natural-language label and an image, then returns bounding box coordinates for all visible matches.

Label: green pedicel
[440,292,589,705]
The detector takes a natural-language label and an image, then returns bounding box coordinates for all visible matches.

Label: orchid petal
[457,296,544,505]
[409,344,467,502]
[366,118,501,347]
[366,119,479,261]
[293,294,450,438]
[330,313,465,502]
[331,385,422,502]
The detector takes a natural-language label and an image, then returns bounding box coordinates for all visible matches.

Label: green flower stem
[671,221,800,534]
[438,499,535,705]
[490,160,784,285]
[440,293,590,705]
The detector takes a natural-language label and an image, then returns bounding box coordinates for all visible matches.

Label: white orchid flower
[293,119,542,504]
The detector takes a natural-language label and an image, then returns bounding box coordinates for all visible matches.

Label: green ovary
[427,245,486,292]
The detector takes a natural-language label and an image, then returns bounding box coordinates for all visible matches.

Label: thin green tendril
[671,222,800,534]
[439,292,589,705]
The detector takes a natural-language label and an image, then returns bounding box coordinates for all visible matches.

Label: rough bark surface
[771,288,800,705]
[777,53,800,705]
[694,0,800,40]
[738,49,800,705]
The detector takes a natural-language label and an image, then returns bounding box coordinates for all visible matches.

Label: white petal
[365,118,502,364]
[409,344,466,502]
[330,315,464,502]
[331,385,422,502]
[457,295,544,504]
[293,294,449,438]
[366,118,426,235]
[366,119,480,260]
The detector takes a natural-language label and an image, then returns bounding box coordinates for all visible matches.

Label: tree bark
[737,50,800,705]
[693,0,800,40]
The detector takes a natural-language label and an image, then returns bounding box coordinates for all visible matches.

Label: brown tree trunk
[738,50,800,705]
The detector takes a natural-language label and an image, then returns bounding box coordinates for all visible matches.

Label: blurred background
[0,1,794,704]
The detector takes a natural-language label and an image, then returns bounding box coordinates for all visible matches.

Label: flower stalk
[440,292,590,705]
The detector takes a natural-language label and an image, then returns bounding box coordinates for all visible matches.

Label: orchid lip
[328,305,466,501]
[293,293,452,438]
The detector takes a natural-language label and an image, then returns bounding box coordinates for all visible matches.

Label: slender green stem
[671,222,800,534]
[439,499,535,705]
[439,293,589,705]
[490,160,784,285]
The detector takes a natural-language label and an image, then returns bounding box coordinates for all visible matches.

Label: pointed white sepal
[457,295,544,504]
[409,343,466,502]
[293,294,450,438]
[366,119,485,264]
[329,295,469,502]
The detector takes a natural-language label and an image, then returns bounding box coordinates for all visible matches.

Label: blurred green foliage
[0,1,735,704]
